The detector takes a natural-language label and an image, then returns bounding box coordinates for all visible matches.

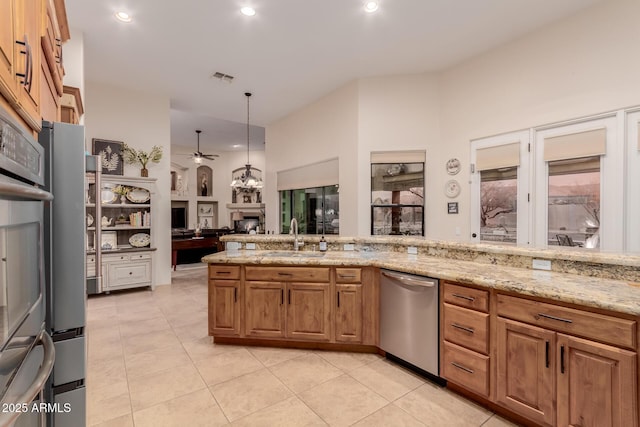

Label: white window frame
[625,109,640,252]
[532,114,623,250]
[470,130,530,245]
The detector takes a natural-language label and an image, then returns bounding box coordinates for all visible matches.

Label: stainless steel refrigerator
[40,121,87,426]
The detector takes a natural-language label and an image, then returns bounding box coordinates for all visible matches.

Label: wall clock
[446,158,461,175]
[445,179,461,198]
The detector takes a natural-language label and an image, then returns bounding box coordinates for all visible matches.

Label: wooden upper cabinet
[14,0,43,131]
[0,0,17,102]
[42,0,62,96]
[557,334,637,427]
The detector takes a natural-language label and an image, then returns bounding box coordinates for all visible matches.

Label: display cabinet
[86,175,156,293]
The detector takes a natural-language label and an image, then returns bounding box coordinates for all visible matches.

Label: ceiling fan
[189,130,219,163]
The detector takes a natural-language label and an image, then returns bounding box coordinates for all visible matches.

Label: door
[13,0,41,131]
[496,317,556,427]
[0,0,16,100]
[286,282,331,341]
[209,280,240,337]
[335,283,362,343]
[557,334,637,427]
[244,281,285,338]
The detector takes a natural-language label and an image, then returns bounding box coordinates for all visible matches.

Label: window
[547,157,600,248]
[480,167,517,243]
[471,131,529,245]
[371,162,424,235]
[280,185,339,235]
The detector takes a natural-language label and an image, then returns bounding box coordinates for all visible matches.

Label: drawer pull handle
[278,272,292,276]
[216,271,231,274]
[538,313,572,324]
[339,274,356,279]
[451,323,474,334]
[451,362,474,374]
[452,293,475,302]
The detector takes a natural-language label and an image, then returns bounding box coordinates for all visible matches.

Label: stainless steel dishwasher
[380,269,440,378]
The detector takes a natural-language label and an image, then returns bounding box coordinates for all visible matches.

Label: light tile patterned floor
[86,265,520,426]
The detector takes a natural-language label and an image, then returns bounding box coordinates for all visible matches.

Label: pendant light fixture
[231,92,263,190]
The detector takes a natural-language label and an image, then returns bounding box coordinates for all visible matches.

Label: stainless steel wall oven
[0,110,55,426]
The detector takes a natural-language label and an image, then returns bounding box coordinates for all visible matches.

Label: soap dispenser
[319,235,327,252]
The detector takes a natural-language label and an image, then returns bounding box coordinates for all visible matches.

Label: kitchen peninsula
[204,235,640,427]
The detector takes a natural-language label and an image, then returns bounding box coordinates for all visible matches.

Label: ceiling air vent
[211,72,234,83]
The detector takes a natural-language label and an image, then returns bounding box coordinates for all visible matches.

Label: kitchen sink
[260,251,326,258]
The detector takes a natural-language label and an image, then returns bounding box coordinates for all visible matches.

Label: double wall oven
[0,110,54,426]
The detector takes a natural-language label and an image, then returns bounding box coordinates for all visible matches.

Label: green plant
[122,144,163,168]
[112,185,130,196]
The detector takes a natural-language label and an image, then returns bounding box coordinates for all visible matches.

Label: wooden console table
[171,237,221,270]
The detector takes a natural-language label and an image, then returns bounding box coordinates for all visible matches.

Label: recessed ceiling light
[114,11,132,23]
[363,1,379,13]
[240,7,256,16]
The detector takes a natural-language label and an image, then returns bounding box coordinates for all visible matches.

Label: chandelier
[231,92,263,190]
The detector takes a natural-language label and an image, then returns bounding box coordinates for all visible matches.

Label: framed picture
[448,202,459,214]
[198,203,214,216]
[92,138,123,175]
[101,231,117,250]
[199,216,213,229]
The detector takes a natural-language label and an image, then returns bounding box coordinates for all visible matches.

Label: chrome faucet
[290,218,303,251]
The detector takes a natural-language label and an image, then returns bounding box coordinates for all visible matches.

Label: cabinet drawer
[497,294,636,349]
[108,261,151,286]
[442,341,489,398]
[443,282,489,312]
[245,266,330,282]
[209,265,240,280]
[443,303,489,354]
[103,253,129,263]
[130,253,151,261]
[335,268,361,283]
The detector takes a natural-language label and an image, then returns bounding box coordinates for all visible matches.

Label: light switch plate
[343,244,355,251]
[246,243,256,250]
[407,246,418,254]
[532,259,552,271]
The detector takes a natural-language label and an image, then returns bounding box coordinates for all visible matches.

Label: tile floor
[86,265,520,427]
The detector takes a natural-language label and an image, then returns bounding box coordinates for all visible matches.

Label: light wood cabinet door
[496,317,556,427]
[336,283,363,343]
[557,334,637,427]
[0,0,17,101]
[209,280,240,337]
[286,282,331,342]
[245,281,285,338]
[13,0,42,131]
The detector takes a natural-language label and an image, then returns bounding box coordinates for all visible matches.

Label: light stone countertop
[202,249,640,317]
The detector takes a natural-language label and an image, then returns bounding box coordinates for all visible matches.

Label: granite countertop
[202,249,640,317]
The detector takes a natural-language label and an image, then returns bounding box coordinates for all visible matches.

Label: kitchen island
[204,236,640,427]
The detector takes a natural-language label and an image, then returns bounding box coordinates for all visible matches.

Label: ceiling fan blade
[203,154,219,159]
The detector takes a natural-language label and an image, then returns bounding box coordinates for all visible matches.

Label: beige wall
[265,0,640,241]
[265,82,359,234]
[85,81,172,285]
[170,148,265,229]
[438,0,640,240]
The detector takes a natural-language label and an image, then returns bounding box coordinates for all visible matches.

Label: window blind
[476,142,520,171]
[277,158,339,191]
[543,128,606,162]
[370,150,425,164]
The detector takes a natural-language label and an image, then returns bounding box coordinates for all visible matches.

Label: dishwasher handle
[381,270,436,289]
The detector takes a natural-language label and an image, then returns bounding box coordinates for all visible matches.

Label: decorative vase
[120,195,126,204]
[140,167,148,177]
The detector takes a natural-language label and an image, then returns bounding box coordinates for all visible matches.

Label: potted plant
[112,185,130,204]
[122,144,163,177]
